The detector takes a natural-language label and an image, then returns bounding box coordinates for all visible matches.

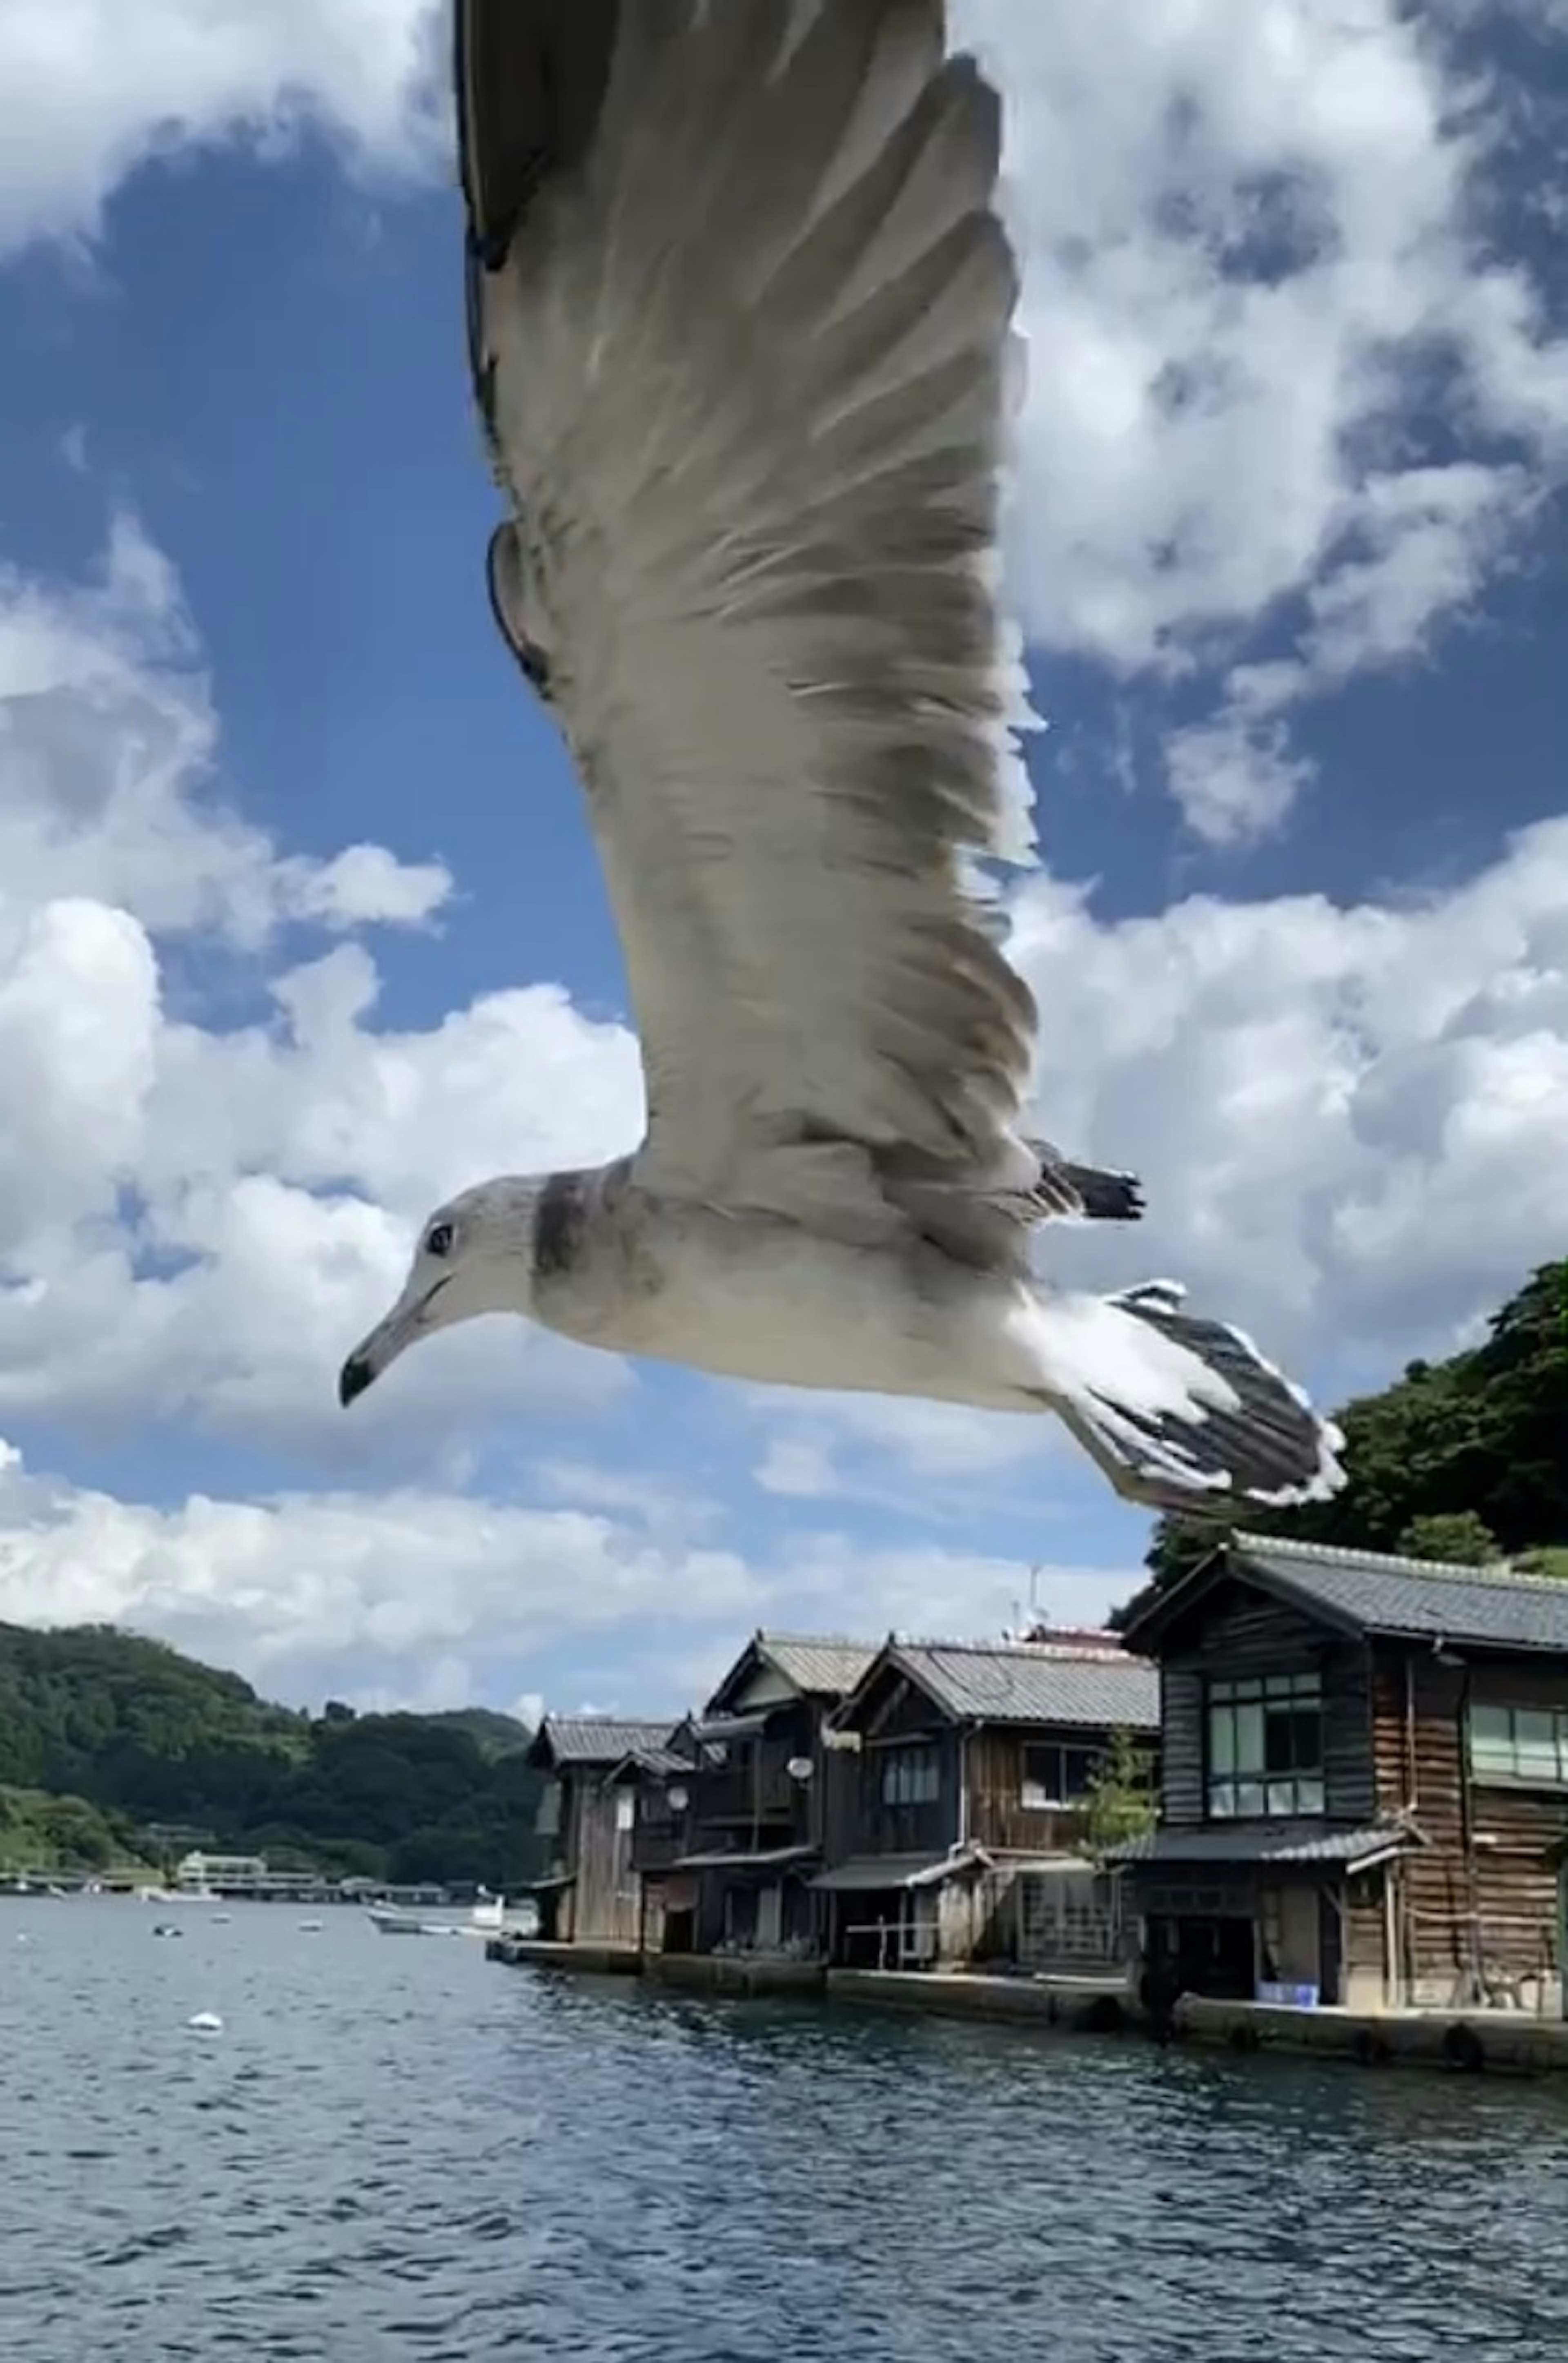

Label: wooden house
[637,1633,878,1957]
[521,1714,679,1945]
[820,1636,1160,1972]
[1116,1537,1568,2015]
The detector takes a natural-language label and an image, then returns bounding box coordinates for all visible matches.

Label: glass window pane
[1470,1738,1516,1779]
[1211,1680,1238,1705]
[1265,1781,1296,1815]
[1235,1781,1266,1817]
[1264,1709,1295,1774]
[1209,1783,1237,1818]
[1235,1704,1266,1775]
[1296,1778,1325,1815]
[1470,1704,1513,1747]
[1209,1710,1236,1776]
[1515,1714,1557,1781]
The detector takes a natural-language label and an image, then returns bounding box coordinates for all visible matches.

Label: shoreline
[485,1937,1568,2076]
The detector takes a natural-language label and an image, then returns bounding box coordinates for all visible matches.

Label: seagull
[340,0,1345,1520]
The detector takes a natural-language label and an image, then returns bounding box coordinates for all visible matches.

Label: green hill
[1135,1259,1568,1600]
[0,1624,548,1889]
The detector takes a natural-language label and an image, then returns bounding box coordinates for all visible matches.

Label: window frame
[1205,1668,1325,1821]
[879,1743,941,1808]
[1468,1701,1568,1790]
[1019,1740,1105,1810]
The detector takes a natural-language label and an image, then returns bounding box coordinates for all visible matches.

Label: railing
[690,1766,801,1824]
[840,1918,938,1971]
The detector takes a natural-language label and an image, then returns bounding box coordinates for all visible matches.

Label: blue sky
[0,1,1564,1723]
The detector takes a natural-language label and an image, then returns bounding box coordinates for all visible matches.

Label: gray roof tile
[880,1641,1159,1732]
[530,1716,678,1768]
[1240,1536,1568,1655]
[1109,1819,1417,1868]
[757,1635,879,1696]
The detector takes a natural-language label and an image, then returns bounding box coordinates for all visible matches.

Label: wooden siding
[686,1700,815,1854]
[966,1725,1096,1856]
[1371,1646,1567,2005]
[564,1770,640,1944]
[1158,1582,1374,1825]
[842,1729,962,1859]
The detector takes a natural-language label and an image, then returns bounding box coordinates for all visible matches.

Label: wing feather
[461,0,1044,1248]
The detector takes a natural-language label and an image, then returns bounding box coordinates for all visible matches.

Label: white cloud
[0,1436,758,1711]
[0,0,444,254]
[4,4,1566,851]
[1011,813,1568,1382]
[0,520,452,951]
[0,1434,1136,1711]
[957,0,1568,838]
[0,524,642,1457]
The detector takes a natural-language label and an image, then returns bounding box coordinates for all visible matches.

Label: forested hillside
[1136,1260,1568,1598]
[0,1623,546,1887]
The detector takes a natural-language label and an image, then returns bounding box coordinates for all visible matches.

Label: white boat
[367,1905,457,1937]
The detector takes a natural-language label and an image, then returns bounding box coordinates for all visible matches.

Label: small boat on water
[366,1905,454,1937]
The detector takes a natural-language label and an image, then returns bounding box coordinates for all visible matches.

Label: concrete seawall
[1176,1994,1568,2075]
[486,1941,1568,2075]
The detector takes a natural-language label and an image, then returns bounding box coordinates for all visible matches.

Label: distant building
[821,1634,1160,1973]
[641,1633,878,1957]
[1114,1536,1568,2016]
[522,1716,679,1944]
[175,1851,266,1890]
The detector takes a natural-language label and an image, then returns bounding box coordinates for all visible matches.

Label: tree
[1082,1729,1158,1856]
[1136,1260,1568,1600]
[1397,1512,1500,1564]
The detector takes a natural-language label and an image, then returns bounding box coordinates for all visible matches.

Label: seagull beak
[338,1277,452,1409]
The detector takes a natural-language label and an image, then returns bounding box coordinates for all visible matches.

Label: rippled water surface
[4,1902,1568,2360]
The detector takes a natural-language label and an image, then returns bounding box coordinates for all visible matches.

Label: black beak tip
[339,1356,374,1409]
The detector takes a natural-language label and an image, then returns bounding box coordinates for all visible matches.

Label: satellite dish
[786,1757,813,1782]
[666,1785,689,1814]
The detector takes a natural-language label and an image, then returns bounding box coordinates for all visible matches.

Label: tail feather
[1036,1282,1345,1518]
[1025,1138,1145,1224]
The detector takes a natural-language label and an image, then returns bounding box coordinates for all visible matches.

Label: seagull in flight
[340,0,1345,1519]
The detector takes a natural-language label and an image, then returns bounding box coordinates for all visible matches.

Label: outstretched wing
[459,0,1047,1253]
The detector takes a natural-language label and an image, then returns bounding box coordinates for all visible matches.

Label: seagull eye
[424,1222,455,1260]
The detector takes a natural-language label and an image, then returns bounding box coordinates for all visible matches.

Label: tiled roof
[757,1635,880,1696]
[603,1744,692,1783]
[1238,1536,1568,1655]
[877,1640,1159,1732]
[1109,1819,1417,1869]
[528,1716,677,1769]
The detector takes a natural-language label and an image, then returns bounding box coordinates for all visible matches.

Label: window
[1020,1742,1104,1809]
[1207,1671,1323,1819]
[613,1790,635,1833]
[1470,1703,1568,1788]
[880,1745,941,1806]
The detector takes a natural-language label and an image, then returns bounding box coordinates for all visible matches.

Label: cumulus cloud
[957,0,1568,839]
[5,4,1566,850]
[0,1436,1131,1711]
[0,0,444,254]
[1011,813,1568,1380]
[0,1435,759,1711]
[0,524,639,1457]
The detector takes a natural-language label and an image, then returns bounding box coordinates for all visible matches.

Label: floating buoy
[188,2011,224,2033]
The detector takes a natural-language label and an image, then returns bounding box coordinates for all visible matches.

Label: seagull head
[337,1180,539,1407]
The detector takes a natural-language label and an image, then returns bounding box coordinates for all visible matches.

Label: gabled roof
[1122,1534,1568,1658]
[837,1638,1159,1734]
[524,1715,679,1771]
[601,1743,693,1786]
[703,1631,878,1714]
